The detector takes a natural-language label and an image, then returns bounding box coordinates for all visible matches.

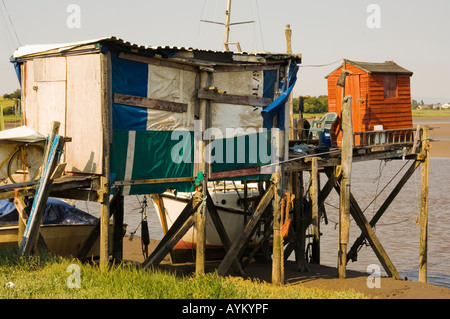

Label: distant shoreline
[413,116,450,158]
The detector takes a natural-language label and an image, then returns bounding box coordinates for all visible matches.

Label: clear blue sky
[0,0,449,103]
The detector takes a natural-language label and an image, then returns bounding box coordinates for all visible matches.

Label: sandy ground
[122,236,450,299]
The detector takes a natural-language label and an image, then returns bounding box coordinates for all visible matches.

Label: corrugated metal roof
[325,59,413,78]
[347,60,413,75]
[12,36,302,63]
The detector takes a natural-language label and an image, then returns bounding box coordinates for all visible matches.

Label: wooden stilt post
[112,194,124,262]
[293,170,309,271]
[100,50,112,270]
[100,177,110,269]
[196,71,212,275]
[310,157,320,264]
[419,126,430,283]
[272,168,283,285]
[338,93,353,279]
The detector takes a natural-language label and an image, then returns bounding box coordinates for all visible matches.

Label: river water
[77,157,450,288]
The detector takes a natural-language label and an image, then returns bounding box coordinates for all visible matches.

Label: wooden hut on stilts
[5,36,430,285]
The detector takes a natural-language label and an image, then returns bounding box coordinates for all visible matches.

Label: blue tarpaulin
[261,62,299,130]
[0,198,97,226]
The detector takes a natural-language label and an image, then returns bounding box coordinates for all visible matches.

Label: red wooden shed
[325,60,414,147]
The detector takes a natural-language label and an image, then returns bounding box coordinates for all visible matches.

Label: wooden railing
[354,128,418,147]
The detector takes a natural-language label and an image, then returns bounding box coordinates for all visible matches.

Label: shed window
[383,75,397,98]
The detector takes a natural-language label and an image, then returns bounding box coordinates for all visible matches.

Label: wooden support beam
[14,196,49,252]
[114,177,195,186]
[14,197,28,245]
[272,169,283,285]
[151,194,173,263]
[347,192,401,279]
[76,188,121,260]
[195,71,213,275]
[112,194,124,261]
[217,183,275,276]
[419,126,430,283]
[114,93,188,113]
[338,94,353,279]
[143,215,196,268]
[284,166,336,268]
[327,170,401,279]
[20,130,65,256]
[346,159,422,262]
[205,190,244,276]
[309,157,320,264]
[292,171,309,271]
[100,50,112,270]
[142,199,200,269]
[198,88,272,108]
[348,193,402,280]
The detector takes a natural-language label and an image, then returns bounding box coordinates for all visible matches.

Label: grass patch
[293,113,326,120]
[412,109,450,117]
[0,248,368,299]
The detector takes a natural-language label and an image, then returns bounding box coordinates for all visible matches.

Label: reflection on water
[76,158,450,288]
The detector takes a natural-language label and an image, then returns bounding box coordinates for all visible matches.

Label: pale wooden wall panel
[66,54,103,174]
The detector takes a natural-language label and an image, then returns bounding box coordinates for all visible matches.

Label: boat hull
[0,223,115,258]
[154,190,268,262]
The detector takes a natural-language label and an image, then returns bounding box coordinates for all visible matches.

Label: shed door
[33,57,67,137]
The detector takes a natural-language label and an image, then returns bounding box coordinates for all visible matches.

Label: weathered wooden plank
[114,93,188,113]
[20,133,65,255]
[114,177,195,186]
[214,64,281,72]
[198,89,272,107]
[210,167,261,180]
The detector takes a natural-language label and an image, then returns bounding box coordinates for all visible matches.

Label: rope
[1,0,20,47]
[361,159,411,214]
[299,59,343,68]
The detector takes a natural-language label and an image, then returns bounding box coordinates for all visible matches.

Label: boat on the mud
[0,197,115,258]
[153,182,282,262]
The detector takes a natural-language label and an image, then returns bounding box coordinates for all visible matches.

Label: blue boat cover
[0,198,97,226]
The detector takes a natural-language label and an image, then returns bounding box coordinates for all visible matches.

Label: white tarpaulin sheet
[0,126,46,143]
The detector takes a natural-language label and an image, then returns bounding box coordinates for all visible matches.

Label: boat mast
[201,0,255,52]
[223,0,232,51]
